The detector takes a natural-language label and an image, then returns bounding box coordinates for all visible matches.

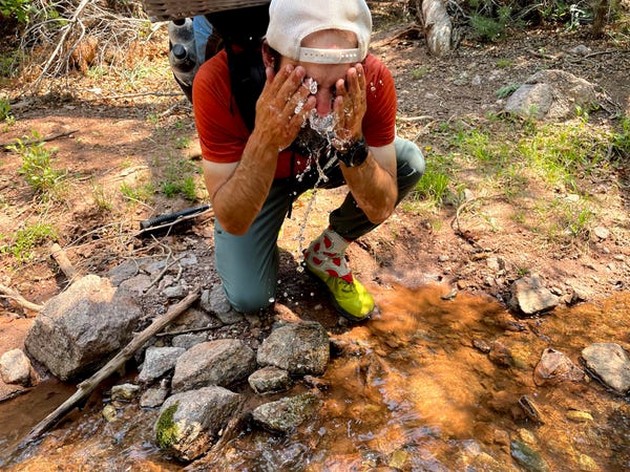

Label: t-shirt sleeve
[193,51,249,163]
[362,55,397,148]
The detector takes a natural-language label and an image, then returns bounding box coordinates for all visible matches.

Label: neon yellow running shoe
[304,228,375,322]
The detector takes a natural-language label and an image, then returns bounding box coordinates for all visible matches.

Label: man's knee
[394,137,425,195]
[223,281,275,313]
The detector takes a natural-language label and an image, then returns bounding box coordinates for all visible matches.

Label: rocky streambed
[1,259,629,470]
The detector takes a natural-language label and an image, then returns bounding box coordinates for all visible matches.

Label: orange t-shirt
[193,50,397,179]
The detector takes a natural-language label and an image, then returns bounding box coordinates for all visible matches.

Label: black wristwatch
[335,137,369,168]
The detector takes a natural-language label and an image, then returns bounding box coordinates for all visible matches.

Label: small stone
[389,449,409,469]
[111,383,141,402]
[102,404,118,422]
[494,429,510,446]
[578,453,599,471]
[438,255,450,262]
[472,338,492,354]
[0,349,31,385]
[566,409,593,423]
[140,382,169,408]
[569,45,592,56]
[593,226,610,240]
[163,284,185,299]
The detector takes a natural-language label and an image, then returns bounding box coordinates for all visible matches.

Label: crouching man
[193,0,425,321]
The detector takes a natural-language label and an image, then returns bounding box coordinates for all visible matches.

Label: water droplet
[268,297,275,303]
[283,292,288,297]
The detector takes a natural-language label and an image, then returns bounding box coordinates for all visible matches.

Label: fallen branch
[19,288,201,446]
[1,129,79,151]
[371,22,420,48]
[50,243,78,280]
[0,283,43,313]
[397,115,435,123]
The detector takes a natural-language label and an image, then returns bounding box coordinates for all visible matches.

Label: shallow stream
[1,285,628,471]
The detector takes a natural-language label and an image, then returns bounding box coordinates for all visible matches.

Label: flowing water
[1,286,629,471]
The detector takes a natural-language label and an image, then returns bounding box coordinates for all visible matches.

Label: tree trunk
[416,0,453,56]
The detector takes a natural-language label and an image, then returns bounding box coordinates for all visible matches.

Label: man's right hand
[253,64,316,153]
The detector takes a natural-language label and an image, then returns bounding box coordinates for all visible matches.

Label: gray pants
[214,137,425,312]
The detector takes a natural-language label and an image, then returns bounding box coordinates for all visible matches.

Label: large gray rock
[172,339,256,392]
[252,392,321,433]
[0,349,31,385]
[24,275,144,380]
[505,69,600,120]
[154,386,242,461]
[138,346,186,384]
[257,322,330,376]
[509,275,560,316]
[581,343,630,395]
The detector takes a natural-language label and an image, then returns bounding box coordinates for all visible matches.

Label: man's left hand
[332,63,367,148]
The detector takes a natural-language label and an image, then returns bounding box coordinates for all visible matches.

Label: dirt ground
[0,7,629,406]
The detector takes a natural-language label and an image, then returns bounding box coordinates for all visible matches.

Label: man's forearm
[212,136,278,235]
[342,152,397,224]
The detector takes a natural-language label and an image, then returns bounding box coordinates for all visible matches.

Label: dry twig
[0,283,43,313]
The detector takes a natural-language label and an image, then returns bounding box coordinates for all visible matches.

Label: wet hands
[332,64,367,150]
[255,65,316,152]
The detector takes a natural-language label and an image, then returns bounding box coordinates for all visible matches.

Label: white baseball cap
[266,0,372,64]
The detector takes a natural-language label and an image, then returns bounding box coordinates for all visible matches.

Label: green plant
[0,223,57,262]
[175,136,191,149]
[496,83,520,99]
[410,66,430,80]
[92,185,113,211]
[9,133,64,196]
[611,115,630,157]
[0,0,33,23]
[160,159,199,201]
[120,181,155,203]
[470,13,507,42]
[0,97,12,121]
[496,58,513,69]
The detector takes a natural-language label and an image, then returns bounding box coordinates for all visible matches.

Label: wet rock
[566,409,594,423]
[533,348,584,386]
[257,322,329,376]
[200,285,244,325]
[248,366,291,394]
[171,333,208,350]
[518,395,544,425]
[154,386,243,461]
[138,346,186,384]
[504,69,600,121]
[472,338,492,354]
[0,348,31,385]
[172,339,256,392]
[577,453,599,471]
[111,383,140,402]
[140,379,170,408]
[511,440,549,472]
[488,341,514,368]
[581,343,630,395]
[24,275,144,381]
[102,404,118,422]
[509,275,560,316]
[252,392,321,433]
[106,260,139,286]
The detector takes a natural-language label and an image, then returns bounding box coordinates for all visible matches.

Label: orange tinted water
[2,285,629,471]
